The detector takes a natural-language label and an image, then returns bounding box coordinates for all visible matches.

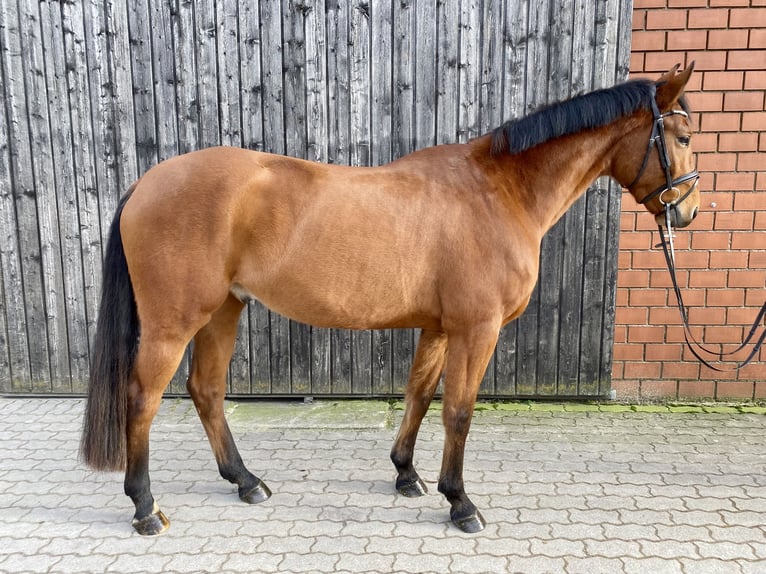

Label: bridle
[626,91,699,214]
[628,90,765,371]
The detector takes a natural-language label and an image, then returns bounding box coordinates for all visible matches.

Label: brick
[756,211,766,229]
[613,344,645,361]
[689,270,727,287]
[704,325,749,343]
[641,380,678,398]
[710,251,749,267]
[727,306,766,325]
[678,380,716,398]
[716,172,756,191]
[705,288,745,306]
[728,51,766,70]
[733,191,766,211]
[669,0,707,6]
[707,29,749,49]
[745,71,766,89]
[633,30,667,51]
[687,8,729,29]
[633,10,647,31]
[738,152,766,171]
[630,53,646,74]
[611,378,640,400]
[701,192,734,211]
[644,51,689,72]
[730,8,766,27]
[628,325,667,342]
[684,51,728,71]
[688,306,727,325]
[691,131,719,151]
[698,153,737,173]
[716,382,755,400]
[723,91,765,112]
[702,71,744,91]
[635,0,668,7]
[617,308,649,325]
[751,29,766,49]
[662,362,701,379]
[667,30,708,50]
[624,361,663,379]
[645,343,683,361]
[632,250,669,269]
[691,231,731,249]
[617,270,651,287]
[649,307,684,325]
[751,252,766,267]
[718,133,759,152]
[742,112,766,131]
[699,112,740,132]
[714,212,754,231]
[651,269,688,288]
[728,270,766,287]
[646,9,688,30]
[688,92,723,113]
[630,289,669,306]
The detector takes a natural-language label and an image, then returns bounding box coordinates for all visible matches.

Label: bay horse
[81,65,699,535]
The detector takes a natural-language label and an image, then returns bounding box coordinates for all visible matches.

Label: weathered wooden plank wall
[0,0,632,397]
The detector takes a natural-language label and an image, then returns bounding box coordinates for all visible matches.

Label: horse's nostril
[692,206,699,219]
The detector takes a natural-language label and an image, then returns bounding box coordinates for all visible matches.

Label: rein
[656,213,766,371]
[631,88,766,371]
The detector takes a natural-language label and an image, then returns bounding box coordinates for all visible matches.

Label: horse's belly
[232,269,435,331]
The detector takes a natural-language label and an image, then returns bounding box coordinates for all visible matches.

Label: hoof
[396,477,428,498]
[239,480,272,504]
[132,504,170,536]
[452,509,486,534]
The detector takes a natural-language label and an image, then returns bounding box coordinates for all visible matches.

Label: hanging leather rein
[629,94,766,371]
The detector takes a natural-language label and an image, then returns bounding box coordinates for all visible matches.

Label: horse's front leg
[390,329,448,497]
[437,322,499,533]
[187,294,271,505]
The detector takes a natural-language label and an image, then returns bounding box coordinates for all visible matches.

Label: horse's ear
[656,64,680,84]
[656,61,695,111]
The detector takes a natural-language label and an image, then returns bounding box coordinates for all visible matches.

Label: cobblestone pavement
[1,396,765,574]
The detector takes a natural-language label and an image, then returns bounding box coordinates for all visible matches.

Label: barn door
[0,0,631,397]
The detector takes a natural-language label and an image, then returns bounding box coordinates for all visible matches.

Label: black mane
[490,80,664,156]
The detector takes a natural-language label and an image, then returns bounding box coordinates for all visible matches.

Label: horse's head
[620,63,700,229]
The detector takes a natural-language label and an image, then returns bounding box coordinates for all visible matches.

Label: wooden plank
[173,0,200,153]
[40,0,93,391]
[259,0,290,394]
[281,0,311,394]
[213,0,250,395]
[0,1,31,391]
[414,0,436,149]
[238,0,265,394]
[349,0,372,394]
[391,0,416,393]
[3,0,50,389]
[61,0,102,371]
[151,0,180,161]
[128,0,158,174]
[305,0,331,395]
[481,0,509,395]
[435,0,459,144]
[327,0,354,394]
[370,1,393,395]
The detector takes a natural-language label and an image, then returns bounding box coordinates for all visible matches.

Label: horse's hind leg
[437,323,499,533]
[390,330,447,497]
[125,333,191,536]
[187,294,271,505]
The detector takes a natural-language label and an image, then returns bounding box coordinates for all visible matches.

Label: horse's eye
[677,136,691,147]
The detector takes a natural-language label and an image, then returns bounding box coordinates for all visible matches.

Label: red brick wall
[615,0,766,401]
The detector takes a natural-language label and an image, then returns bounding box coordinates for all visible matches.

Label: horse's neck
[485,124,626,237]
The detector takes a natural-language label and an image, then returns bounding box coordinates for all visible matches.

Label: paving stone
[3,397,766,573]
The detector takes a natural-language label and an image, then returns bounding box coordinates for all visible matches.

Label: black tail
[80,185,138,471]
